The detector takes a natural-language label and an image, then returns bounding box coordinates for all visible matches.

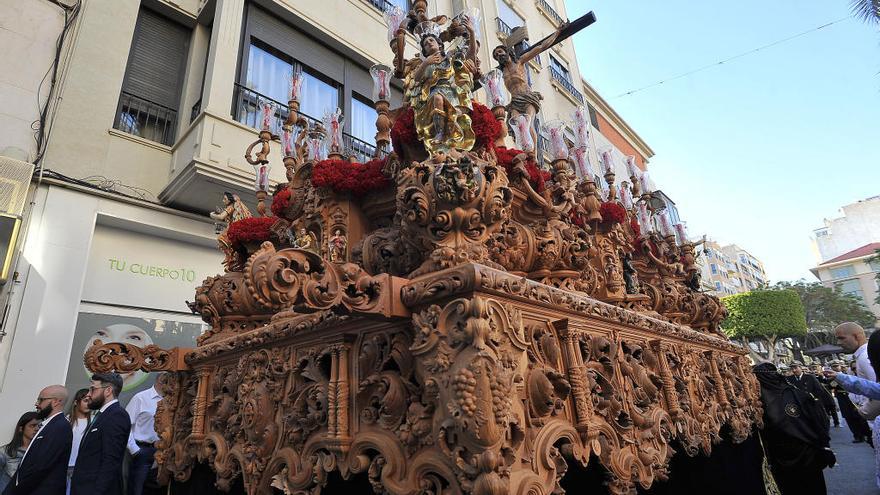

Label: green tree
[773,280,876,330]
[850,0,880,24]
[722,289,808,362]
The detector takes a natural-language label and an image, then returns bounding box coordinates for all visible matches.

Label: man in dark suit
[3,385,72,495]
[787,362,837,415]
[71,373,131,495]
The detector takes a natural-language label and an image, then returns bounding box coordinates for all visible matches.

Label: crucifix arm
[519,21,568,64]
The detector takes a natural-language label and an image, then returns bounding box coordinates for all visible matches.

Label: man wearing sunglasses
[3,384,72,495]
[70,373,131,495]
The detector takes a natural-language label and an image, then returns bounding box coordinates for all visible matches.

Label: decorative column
[370,64,393,155]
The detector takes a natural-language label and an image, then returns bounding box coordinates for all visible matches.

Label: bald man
[835,322,874,381]
[3,385,73,495]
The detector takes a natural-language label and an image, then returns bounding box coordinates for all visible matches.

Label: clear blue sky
[567,0,880,283]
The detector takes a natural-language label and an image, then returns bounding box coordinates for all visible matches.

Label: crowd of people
[0,372,162,495]
[756,321,880,495]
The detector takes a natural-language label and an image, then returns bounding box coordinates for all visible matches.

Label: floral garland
[227,217,276,247]
[600,201,627,225]
[494,146,551,192]
[312,157,391,196]
[271,185,291,218]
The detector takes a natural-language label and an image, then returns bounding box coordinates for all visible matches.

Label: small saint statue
[210,192,252,270]
[328,229,347,263]
[404,21,479,154]
[293,228,317,252]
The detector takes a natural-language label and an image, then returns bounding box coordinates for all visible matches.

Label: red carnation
[312,157,391,196]
[471,101,502,151]
[391,107,418,157]
[494,146,550,192]
[271,186,292,218]
[226,217,276,247]
[599,201,627,224]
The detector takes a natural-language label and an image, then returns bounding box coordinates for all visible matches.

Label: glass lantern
[600,150,614,175]
[571,147,590,179]
[253,163,271,193]
[290,64,304,102]
[572,106,590,150]
[369,64,393,103]
[460,7,482,43]
[307,135,326,162]
[638,170,652,195]
[658,211,674,237]
[619,182,634,210]
[543,120,568,160]
[383,5,406,43]
[322,108,344,155]
[282,127,294,157]
[508,114,534,152]
[482,69,507,108]
[626,155,639,178]
[259,100,276,133]
[637,202,654,234]
[675,223,688,245]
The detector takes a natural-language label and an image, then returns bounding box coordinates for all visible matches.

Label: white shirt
[68,416,89,467]
[99,398,119,413]
[855,343,876,381]
[125,386,161,455]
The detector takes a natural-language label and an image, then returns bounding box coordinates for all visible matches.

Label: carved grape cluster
[490,371,512,425]
[452,368,477,417]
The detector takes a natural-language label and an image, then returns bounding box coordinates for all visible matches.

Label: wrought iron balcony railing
[190,98,202,124]
[114,92,178,146]
[232,83,383,163]
[535,0,564,26]
[495,17,513,38]
[365,0,409,13]
[549,67,584,104]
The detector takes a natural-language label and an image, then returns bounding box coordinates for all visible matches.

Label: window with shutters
[114,8,190,146]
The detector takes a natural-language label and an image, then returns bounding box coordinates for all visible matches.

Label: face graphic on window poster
[81,323,154,391]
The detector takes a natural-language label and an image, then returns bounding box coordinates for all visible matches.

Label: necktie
[83,411,100,439]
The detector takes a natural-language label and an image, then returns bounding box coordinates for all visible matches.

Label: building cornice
[581,77,654,160]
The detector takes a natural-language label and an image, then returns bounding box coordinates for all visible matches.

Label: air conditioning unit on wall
[0,157,35,284]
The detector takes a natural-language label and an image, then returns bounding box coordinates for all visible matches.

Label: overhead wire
[613,15,852,99]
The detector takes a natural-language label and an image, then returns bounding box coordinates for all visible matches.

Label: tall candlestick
[626,155,639,178]
[282,127,294,157]
[572,147,589,179]
[639,170,652,196]
[383,5,405,42]
[290,65,303,102]
[322,108,344,157]
[638,201,653,233]
[482,69,507,108]
[658,211,674,237]
[369,64,392,102]
[543,120,568,160]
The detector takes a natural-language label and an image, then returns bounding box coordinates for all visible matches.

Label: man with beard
[71,373,130,495]
[491,22,567,149]
[3,385,72,495]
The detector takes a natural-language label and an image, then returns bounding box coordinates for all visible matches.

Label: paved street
[827,417,879,495]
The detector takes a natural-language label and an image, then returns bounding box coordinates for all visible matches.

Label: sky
[566,0,880,283]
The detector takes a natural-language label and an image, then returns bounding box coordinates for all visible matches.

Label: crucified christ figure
[492,22,568,149]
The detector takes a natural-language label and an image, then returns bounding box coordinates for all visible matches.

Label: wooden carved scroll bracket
[84,339,191,374]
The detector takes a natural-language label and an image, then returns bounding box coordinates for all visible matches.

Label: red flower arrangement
[271,185,291,218]
[312,157,391,196]
[494,146,551,192]
[226,217,275,247]
[390,102,502,155]
[599,201,627,225]
[391,107,418,157]
[471,101,502,151]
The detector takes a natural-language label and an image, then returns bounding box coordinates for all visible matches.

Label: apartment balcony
[496,17,514,39]
[535,0,565,27]
[113,92,178,147]
[364,0,410,13]
[549,66,585,104]
[160,84,384,213]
